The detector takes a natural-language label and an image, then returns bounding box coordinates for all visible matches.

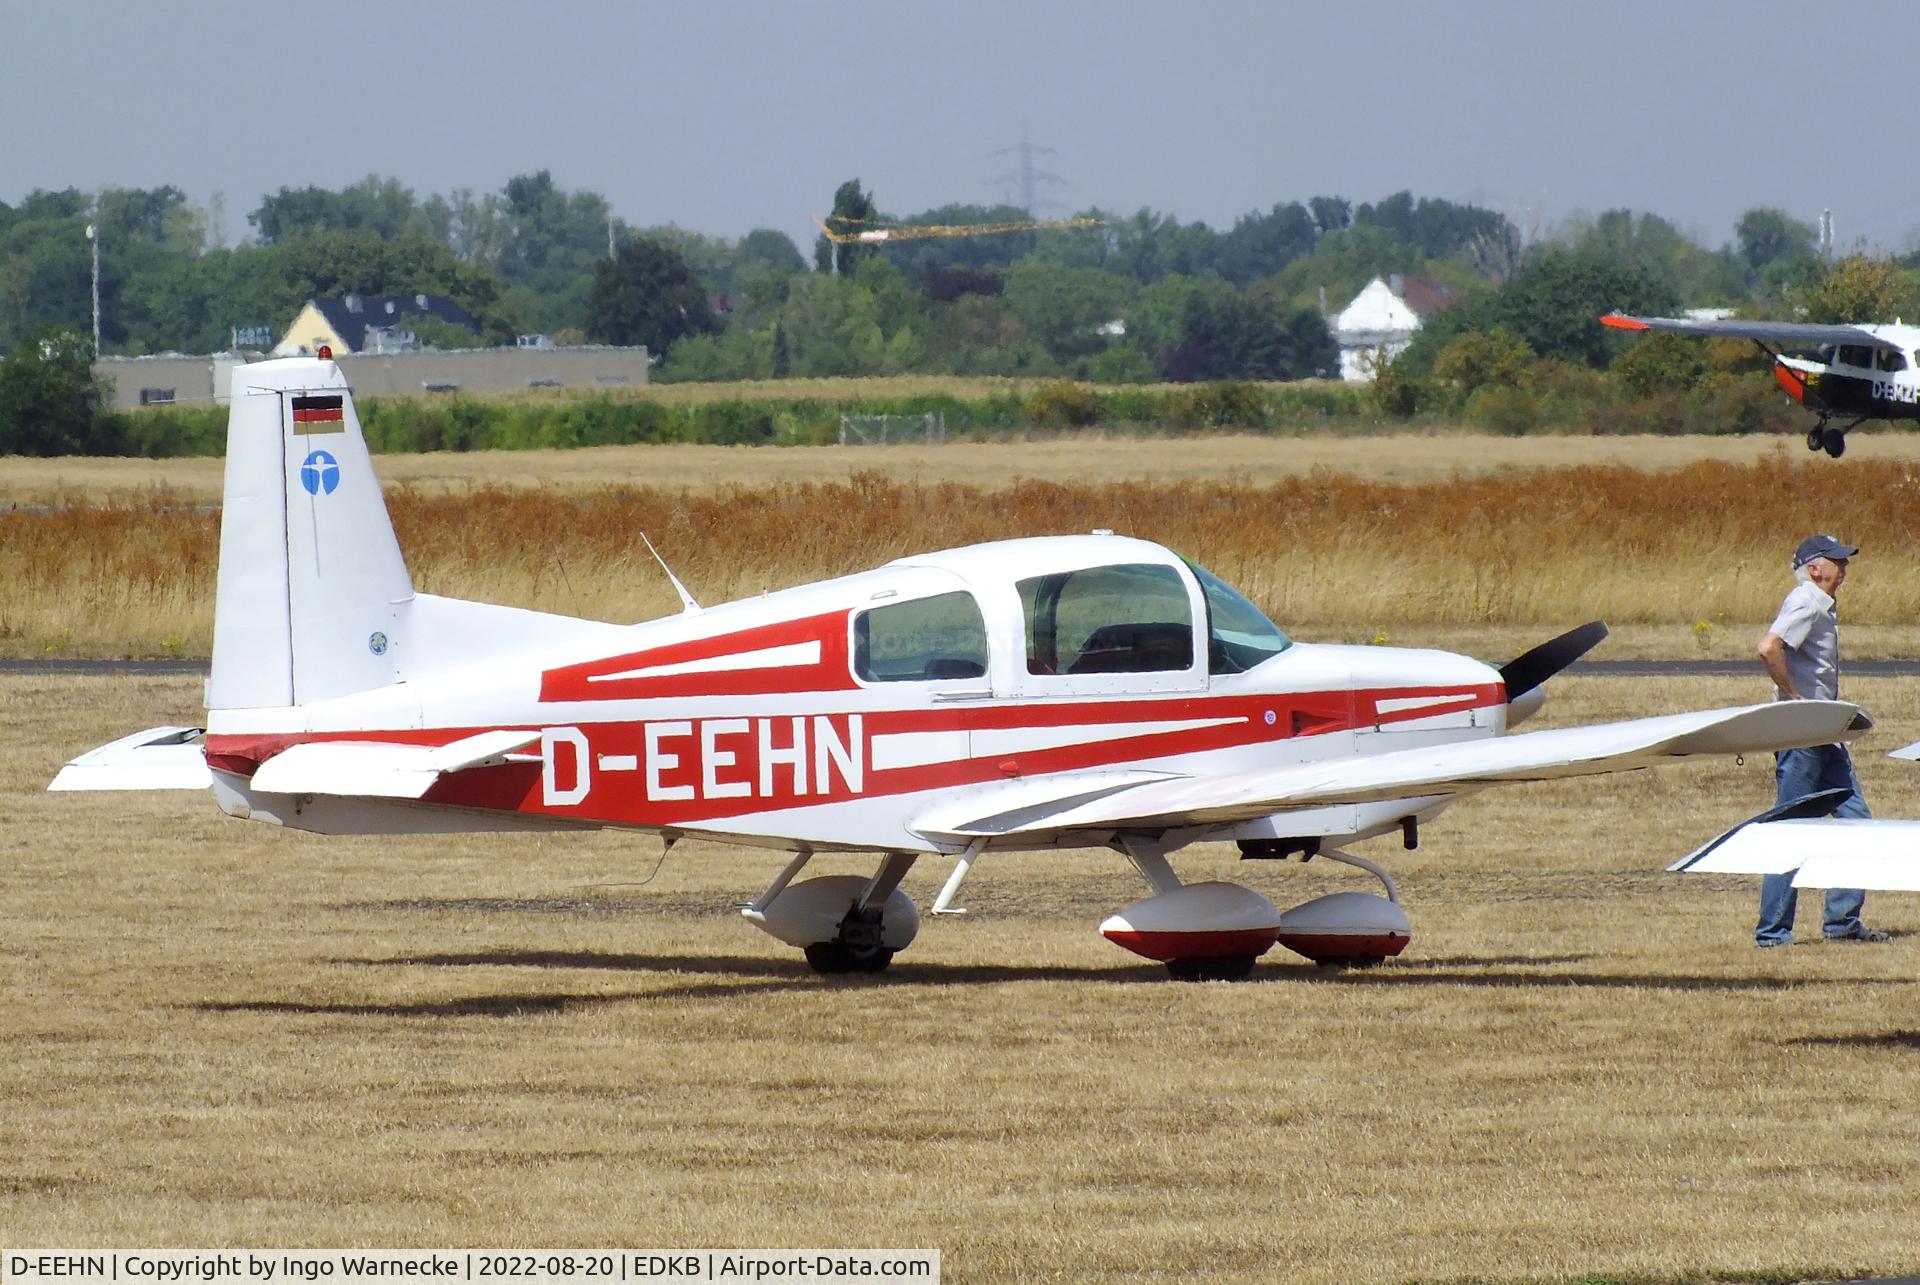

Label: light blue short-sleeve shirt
[1768,580,1840,700]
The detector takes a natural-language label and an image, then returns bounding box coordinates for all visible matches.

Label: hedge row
[103,380,1376,458]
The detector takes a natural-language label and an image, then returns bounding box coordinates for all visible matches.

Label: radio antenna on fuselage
[640,532,702,614]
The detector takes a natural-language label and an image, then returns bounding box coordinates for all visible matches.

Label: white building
[1331,274,1459,382]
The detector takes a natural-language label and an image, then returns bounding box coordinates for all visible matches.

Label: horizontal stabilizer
[1891,741,1920,761]
[49,726,212,792]
[249,730,540,799]
[916,700,1868,840]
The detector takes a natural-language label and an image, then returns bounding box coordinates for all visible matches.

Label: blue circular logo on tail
[300,450,341,496]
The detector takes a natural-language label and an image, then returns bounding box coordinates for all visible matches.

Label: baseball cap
[1793,534,1859,568]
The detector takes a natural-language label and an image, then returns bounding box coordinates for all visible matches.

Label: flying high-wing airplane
[1602,312,1920,457]
[49,356,1872,979]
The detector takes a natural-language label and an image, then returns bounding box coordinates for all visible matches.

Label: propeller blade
[1499,621,1608,701]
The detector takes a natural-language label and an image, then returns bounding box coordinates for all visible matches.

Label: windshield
[1188,562,1291,674]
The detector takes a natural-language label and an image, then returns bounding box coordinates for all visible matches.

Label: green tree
[1402,248,1678,373]
[586,236,717,355]
[1735,207,1817,274]
[1163,285,1334,382]
[1108,209,1219,284]
[1214,202,1318,286]
[0,328,112,455]
[1801,253,1917,323]
[1610,331,1708,398]
[494,171,622,332]
[1429,327,1535,407]
[815,178,879,274]
[1355,191,1514,260]
[1571,209,1743,305]
[249,175,428,244]
[1002,261,1135,364]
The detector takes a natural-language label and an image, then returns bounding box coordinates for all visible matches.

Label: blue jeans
[1756,744,1868,944]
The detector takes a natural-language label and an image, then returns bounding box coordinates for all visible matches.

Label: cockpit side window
[1837,344,1874,369]
[1877,347,1908,372]
[1187,561,1292,673]
[853,591,988,682]
[1019,563,1194,675]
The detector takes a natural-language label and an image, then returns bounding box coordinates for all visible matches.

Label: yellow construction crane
[813,213,1107,245]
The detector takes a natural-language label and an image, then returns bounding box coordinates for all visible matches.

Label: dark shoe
[1826,926,1891,943]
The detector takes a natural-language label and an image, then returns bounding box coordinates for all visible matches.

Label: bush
[1464,384,1542,436]
[0,329,114,456]
[1430,328,1534,410]
[1023,381,1103,429]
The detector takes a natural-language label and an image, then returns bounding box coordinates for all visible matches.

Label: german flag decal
[291,394,345,435]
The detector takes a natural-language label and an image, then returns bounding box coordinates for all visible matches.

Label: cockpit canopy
[867,537,1291,687]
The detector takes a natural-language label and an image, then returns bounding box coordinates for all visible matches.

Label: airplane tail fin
[208,357,413,710]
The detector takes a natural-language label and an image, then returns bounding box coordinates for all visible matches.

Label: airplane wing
[912,700,1868,841]
[1602,313,1893,351]
[1673,787,1920,890]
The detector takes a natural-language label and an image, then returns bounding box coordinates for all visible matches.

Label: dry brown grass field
[12,426,1920,504]
[5,449,1920,661]
[6,671,1919,1281]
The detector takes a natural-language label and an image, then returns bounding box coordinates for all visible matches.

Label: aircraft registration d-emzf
[1603,311,1920,458]
[50,357,1871,979]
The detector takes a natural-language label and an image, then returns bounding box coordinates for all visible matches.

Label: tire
[804,941,896,975]
[1824,431,1846,458]
[1807,427,1825,452]
[1164,954,1258,982]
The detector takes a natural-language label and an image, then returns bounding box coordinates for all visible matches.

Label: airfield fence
[839,412,947,445]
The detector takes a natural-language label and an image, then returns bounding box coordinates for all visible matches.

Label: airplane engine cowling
[743,875,920,949]
[1275,891,1410,965]
[1100,882,1283,961]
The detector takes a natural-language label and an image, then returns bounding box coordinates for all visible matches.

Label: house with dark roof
[272,293,480,356]
[1330,274,1460,382]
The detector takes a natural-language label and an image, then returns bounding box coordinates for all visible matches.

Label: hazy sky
[4,1,1914,263]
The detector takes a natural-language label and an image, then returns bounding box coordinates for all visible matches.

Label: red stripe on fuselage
[204,683,1502,828]
[539,609,856,701]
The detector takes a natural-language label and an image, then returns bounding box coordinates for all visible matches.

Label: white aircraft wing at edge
[913,700,1868,840]
[1673,817,1920,890]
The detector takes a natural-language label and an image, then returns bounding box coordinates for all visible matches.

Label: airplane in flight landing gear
[50,356,1870,980]
[1603,312,1920,458]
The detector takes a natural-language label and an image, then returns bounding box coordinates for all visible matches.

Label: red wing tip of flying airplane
[1600,314,1647,331]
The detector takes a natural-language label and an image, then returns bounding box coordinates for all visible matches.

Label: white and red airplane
[50,356,1872,979]
[1602,312,1920,457]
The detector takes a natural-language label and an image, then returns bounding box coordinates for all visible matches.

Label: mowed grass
[6,671,1920,1280]
[9,449,1920,660]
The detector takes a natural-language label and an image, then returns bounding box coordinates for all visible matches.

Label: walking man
[1755,533,1888,946]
